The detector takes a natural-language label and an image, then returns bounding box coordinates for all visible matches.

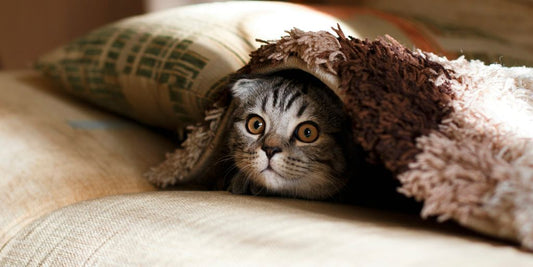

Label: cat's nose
[262,145,282,159]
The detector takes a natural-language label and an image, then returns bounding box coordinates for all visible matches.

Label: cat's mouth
[261,166,279,175]
[260,166,300,181]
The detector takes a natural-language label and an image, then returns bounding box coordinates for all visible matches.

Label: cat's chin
[257,168,301,191]
[260,167,299,181]
[255,167,346,200]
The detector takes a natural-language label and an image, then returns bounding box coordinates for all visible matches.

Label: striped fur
[228,71,351,199]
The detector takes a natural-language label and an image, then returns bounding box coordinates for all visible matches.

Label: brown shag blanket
[147,26,533,250]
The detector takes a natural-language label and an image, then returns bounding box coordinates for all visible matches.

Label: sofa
[2,1,533,265]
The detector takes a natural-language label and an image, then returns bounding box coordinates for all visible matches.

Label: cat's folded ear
[230,78,261,101]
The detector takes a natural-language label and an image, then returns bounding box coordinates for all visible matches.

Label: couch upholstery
[3,191,533,266]
[1,70,533,265]
[0,70,171,245]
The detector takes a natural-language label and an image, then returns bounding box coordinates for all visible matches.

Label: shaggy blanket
[147,26,533,250]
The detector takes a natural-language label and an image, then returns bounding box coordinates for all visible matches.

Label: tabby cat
[227,70,354,200]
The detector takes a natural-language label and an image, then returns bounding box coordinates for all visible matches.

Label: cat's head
[228,71,352,199]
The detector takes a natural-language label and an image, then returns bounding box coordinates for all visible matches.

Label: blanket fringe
[144,106,226,188]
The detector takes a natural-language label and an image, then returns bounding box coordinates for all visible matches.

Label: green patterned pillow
[36,1,352,131]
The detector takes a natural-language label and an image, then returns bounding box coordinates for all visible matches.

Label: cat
[226,70,355,200]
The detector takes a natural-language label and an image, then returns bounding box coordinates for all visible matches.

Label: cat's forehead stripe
[297,102,308,117]
[285,92,302,111]
[272,88,280,108]
[249,77,316,117]
[278,85,293,109]
[261,92,269,112]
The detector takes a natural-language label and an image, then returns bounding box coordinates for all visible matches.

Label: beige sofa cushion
[1,191,532,266]
[0,71,172,245]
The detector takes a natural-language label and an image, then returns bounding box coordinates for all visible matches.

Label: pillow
[35,1,357,132]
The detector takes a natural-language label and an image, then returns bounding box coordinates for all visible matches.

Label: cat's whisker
[251,185,267,196]
[287,157,306,164]
[222,164,239,181]
[282,163,310,173]
[215,154,235,165]
[233,151,259,163]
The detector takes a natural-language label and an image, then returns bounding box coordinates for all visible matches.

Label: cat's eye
[295,122,319,143]
[246,114,265,135]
